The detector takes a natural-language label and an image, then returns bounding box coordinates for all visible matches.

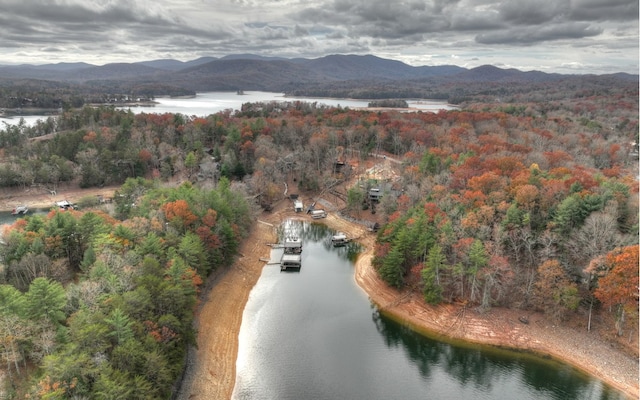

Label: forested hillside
[0,178,252,398]
[0,81,637,397]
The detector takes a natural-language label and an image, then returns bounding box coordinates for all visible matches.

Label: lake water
[233,220,625,400]
[131,91,457,116]
[0,91,456,127]
[0,114,55,128]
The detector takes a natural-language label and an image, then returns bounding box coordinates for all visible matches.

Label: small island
[367,99,409,108]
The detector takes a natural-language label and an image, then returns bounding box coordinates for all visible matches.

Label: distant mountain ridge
[0,54,636,96]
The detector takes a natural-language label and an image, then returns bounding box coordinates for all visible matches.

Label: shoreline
[179,210,638,400]
[0,186,119,214]
[350,229,639,400]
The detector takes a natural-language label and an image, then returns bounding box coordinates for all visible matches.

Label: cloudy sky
[1,0,637,74]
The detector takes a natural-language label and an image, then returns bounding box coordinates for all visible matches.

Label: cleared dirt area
[0,184,119,213]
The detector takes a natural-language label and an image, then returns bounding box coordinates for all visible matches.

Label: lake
[233,220,625,400]
[0,91,456,127]
[129,91,457,116]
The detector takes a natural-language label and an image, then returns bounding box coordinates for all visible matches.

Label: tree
[177,232,208,276]
[565,204,626,273]
[378,246,405,288]
[467,240,489,303]
[533,259,579,322]
[346,186,365,217]
[104,308,134,345]
[0,285,30,377]
[422,244,446,304]
[162,199,198,233]
[39,343,99,398]
[184,151,198,179]
[594,245,639,336]
[25,277,67,326]
[553,194,586,234]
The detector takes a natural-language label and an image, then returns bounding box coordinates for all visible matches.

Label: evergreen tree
[25,278,67,326]
[422,244,446,304]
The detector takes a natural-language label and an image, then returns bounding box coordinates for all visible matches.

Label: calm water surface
[123,91,457,116]
[0,91,456,127]
[233,220,625,400]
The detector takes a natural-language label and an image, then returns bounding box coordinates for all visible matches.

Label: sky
[0,0,638,75]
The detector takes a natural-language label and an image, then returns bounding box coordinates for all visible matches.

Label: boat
[331,232,348,246]
[55,200,75,210]
[283,236,303,254]
[310,209,327,219]
[280,253,302,271]
[11,205,28,215]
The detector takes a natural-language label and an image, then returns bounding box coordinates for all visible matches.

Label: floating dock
[283,236,302,253]
[280,253,302,271]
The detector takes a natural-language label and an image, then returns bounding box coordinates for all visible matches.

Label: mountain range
[0,54,636,97]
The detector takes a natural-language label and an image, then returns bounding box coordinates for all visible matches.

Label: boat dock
[280,253,302,271]
[274,235,302,271]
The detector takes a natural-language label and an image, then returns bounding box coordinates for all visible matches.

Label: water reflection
[234,219,625,400]
[372,309,625,400]
[278,221,361,262]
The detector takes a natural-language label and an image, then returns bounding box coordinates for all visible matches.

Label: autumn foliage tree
[533,260,580,322]
[594,245,639,336]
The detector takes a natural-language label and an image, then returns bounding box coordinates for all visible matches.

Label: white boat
[55,200,75,210]
[11,205,28,215]
[331,232,348,246]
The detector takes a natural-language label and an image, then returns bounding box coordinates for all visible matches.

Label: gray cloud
[476,22,603,44]
[0,0,635,74]
[497,0,569,25]
[569,0,639,21]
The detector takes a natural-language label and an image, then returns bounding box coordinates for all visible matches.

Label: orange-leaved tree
[594,245,639,336]
[161,199,198,233]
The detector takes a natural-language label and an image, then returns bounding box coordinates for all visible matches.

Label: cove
[233,220,625,400]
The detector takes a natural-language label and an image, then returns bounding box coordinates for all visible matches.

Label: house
[294,199,303,212]
[368,188,383,202]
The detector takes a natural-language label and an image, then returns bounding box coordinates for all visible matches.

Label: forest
[0,77,638,398]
